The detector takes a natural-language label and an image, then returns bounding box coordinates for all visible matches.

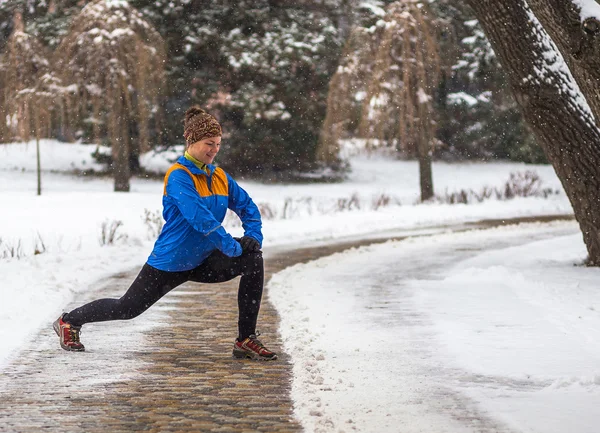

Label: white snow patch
[448,92,479,107]
[270,222,600,432]
[572,0,600,22]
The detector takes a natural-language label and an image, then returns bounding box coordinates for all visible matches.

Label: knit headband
[183,106,222,146]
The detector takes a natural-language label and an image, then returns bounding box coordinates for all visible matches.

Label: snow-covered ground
[269,222,600,433]
[0,139,587,432]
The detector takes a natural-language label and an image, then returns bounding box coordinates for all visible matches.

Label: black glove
[234,236,261,253]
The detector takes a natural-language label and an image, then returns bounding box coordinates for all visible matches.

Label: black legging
[64,250,264,340]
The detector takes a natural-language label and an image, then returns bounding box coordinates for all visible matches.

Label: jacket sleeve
[226,173,263,247]
[166,169,242,257]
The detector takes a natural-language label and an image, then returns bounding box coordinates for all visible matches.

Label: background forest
[0,0,544,185]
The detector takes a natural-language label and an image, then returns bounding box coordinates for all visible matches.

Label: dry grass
[0,233,47,260]
[142,209,164,240]
[434,171,560,204]
[99,220,127,246]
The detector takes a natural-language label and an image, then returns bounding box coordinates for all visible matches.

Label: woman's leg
[64,264,189,327]
[188,250,264,340]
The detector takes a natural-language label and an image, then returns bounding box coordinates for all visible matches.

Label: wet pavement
[0,257,304,432]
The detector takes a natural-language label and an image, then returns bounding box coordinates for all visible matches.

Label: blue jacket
[147,156,263,272]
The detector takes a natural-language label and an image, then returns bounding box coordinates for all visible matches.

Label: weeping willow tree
[317,25,377,166]
[364,1,441,201]
[2,10,51,142]
[319,0,441,201]
[54,0,166,192]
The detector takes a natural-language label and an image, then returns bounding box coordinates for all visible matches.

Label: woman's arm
[226,173,263,247]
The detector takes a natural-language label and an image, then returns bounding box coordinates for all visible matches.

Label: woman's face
[187,136,222,165]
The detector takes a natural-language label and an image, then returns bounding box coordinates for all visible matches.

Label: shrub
[372,193,394,210]
[99,220,126,246]
[336,193,361,211]
[34,232,46,255]
[434,170,560,205]
[142,209,164,240]
[0,238,23,260]
[258,203,276,220]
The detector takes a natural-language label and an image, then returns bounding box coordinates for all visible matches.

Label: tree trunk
[337,0,354,42]
[129,142,141,175]
[113,136,130,192]
[13,10,24,33]
[112,102,130,192]
[418,146,434,202]
[465,0,600,265]
[131,104,148,175]
[35,103,42,196]
[0,67,7,142]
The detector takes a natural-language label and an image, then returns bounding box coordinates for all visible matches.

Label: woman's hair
[184,106,207,126]
[183,105,222,146]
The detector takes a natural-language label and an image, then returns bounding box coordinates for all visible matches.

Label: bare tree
[54,0,166,192]
[317,24,375,166]
[318,0,441,201]
[3,9,51,142]
[358,0,441,201]
[465,0,600,265]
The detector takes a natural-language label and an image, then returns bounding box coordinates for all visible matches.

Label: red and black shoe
[233,333,277,361]
[53,314,85,352]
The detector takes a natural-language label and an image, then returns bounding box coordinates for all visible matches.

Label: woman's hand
[234,236,261,253]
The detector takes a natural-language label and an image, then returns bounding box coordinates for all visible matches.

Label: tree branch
[526,0,600,121]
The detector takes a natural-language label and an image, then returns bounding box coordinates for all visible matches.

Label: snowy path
[0,216,582,432]
[270,220,594,433]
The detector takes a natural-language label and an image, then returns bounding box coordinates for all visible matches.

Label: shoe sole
[232,348,277,361]
[53,319,85,352]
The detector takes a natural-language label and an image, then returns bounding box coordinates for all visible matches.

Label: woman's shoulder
[210,165,232,179]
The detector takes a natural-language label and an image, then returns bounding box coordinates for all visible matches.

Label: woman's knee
[242,251,263,268]
[115,297,149,320]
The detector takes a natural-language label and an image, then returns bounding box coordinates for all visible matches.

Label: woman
[54,106,277,361]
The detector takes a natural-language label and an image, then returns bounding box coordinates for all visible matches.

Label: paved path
[0,215,574,432]
[1,260,303,432]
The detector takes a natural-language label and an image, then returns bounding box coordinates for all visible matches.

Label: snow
[105,0,130,9]
[572,0,600,22]
[359,2,386,17]
[0,140,105,173]
[417,87,431,104]
[448,92,479,107]
[269,222,600,432]
[0,139,585,431]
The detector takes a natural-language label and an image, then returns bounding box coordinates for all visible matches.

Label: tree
[363,1,441,201]
[317,25,375,168]
[2,9,51,142]
[54,0,165,192]
[318,0,441,201]
[317,1,404,167]
[212,2,343,177]
[430,1,542,163]
[464,0,600,265]
[130,0,344,179]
